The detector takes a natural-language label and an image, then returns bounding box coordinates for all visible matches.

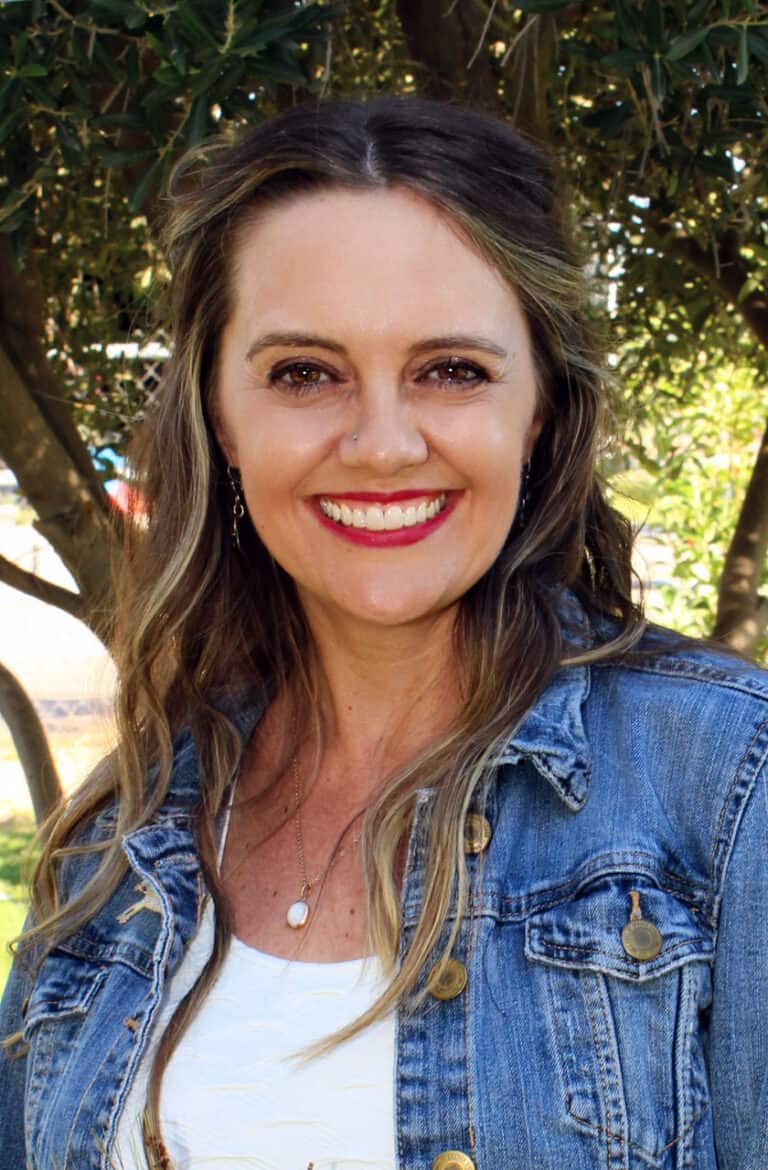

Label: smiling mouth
[318,493,448,532]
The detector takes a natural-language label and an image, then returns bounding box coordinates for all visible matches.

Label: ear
[209,397,238,468]
[524,412,544,462]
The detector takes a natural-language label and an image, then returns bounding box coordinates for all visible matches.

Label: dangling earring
[516,461,531,529]
[227,465,245,550]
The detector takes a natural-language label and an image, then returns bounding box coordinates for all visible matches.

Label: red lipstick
[310,491,458,547]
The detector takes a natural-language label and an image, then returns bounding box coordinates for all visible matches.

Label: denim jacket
[2,625,768,1170]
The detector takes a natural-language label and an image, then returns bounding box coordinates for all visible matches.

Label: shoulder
[591,623,768,728]
[585,625,768,889]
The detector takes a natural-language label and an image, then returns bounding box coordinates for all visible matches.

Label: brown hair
[19,96,643,1161]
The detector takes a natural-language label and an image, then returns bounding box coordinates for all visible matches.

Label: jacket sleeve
[710,739,768,1170]
[0,934,35,1170]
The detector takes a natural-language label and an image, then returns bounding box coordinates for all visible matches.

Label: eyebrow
[245,332,509,361]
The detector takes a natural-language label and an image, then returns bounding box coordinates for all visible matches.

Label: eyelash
[268,358,491,395]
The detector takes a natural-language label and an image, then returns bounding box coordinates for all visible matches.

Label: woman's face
[215,186,542,631]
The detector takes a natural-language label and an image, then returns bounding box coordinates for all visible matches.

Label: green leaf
[127,157,162,211]
[17,63,47,78]
[737,23,749,85]
[173,2,219,50]
[515,0,574,10]
[747,31,768,66]
[644,0,664,51]
[97,147,155,168]
[183,94,209,146]
[0,208,30,234]
[91,0,144,20]
[581,103,632,138]
[614,0,644,49]
[688,0,711,21]
[601,49,650,73]
[666,27,710,61]
[94,112,148,130]
[249,57,306,85]
[12,34,28,69]
[54,118,84,165]
[0,109,26,148]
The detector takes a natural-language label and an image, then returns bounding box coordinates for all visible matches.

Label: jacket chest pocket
[23,950,111,1170]
[525,875,713,1170]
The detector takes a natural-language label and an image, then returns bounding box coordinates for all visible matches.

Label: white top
[114,889,396,1170]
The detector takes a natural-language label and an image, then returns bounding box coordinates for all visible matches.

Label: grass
[0,816,37,993]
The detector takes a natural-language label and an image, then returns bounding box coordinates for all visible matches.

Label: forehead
[226,186,527,342]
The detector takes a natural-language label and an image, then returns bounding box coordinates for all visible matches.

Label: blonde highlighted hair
[19,96,644,1163]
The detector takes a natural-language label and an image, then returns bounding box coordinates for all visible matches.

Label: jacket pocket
[525,873,713,1169]
[23,950,108,1037]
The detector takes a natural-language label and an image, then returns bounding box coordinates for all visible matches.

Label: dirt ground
[0,713,116,822]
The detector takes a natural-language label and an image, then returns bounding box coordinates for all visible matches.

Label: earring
[350,432,359,442]
[227,465,245,550]
[516,461,531,529]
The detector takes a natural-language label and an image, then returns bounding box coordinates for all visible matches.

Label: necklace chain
[286,752,361,929]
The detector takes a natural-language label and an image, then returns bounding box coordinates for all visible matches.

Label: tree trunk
[0,662,63,830]
[395,0,500,108]
[713,416,768,656]
[0,240,117,639]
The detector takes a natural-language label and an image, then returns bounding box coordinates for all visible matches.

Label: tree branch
[0,661,63,829]
[0,552,84,621]
[660,227,768,349]
[0,238,109,506]
[0,339,115,626]
[714,415,768,656]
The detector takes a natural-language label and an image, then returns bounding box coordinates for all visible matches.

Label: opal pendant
[286,899,309,929]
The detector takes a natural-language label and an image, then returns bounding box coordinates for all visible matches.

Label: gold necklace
[285,753,361,929]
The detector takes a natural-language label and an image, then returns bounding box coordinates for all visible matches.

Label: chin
[333,587,458,628]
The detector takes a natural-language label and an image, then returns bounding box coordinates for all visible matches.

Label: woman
[1,96,767,1170]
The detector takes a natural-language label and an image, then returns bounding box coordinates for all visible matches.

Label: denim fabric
[1,625,767,1170]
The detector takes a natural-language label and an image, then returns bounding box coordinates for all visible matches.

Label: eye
[417,358,489,388]
[268,360,335,394]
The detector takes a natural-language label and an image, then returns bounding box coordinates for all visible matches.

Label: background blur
[1,0,766,981]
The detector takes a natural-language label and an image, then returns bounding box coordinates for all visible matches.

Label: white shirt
[114,899,397,1170]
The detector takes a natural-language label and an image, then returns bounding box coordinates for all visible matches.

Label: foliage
[0,817,36,992]
[0,0,765,653]
[0,0,344,464]
[608,357,767,657]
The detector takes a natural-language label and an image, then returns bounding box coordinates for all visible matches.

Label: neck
[302,602,463,780]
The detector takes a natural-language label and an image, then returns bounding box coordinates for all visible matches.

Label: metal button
[432,1152,476,1170]
[621,889,663,961]
[463,813,492,854]
[427,957,468,1000]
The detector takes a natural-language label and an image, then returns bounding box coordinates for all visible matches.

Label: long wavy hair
[18,96,643,1163]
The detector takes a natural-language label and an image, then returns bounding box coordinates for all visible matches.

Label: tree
[394,0,768,654]
[1,0,766,818]
[0,0,341,818]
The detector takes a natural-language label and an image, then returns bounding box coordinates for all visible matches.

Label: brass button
[463,813,492,854]
[621,889,663,961]
[427,957,468,1000]
[432,1153,476,1170]
[622,919,663,961]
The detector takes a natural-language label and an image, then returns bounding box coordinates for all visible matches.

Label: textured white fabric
[113,818,397,1170]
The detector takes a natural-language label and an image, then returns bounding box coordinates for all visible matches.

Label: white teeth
[320,494,447,532]
[367,506,384,531]
[383,506,404,530]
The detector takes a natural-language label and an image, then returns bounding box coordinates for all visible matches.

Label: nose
[338,390,429,474]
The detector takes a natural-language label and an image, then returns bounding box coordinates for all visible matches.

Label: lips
[311,490,458,547]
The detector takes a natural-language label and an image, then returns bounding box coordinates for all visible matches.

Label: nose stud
[351,432,359,442]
